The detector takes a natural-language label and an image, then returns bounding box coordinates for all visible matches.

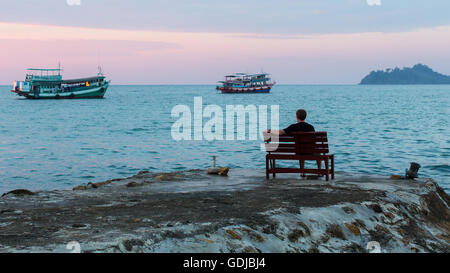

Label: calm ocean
[0,85,449,193]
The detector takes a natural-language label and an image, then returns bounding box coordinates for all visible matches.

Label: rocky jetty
[0,169,448,253]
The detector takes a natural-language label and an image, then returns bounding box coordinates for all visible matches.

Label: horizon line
[0,83,362,86]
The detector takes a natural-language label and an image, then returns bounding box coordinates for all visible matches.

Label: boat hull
[12,83,109,99]
[217,86,272,94]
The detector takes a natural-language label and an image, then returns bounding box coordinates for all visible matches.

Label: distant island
[360,64,450,85]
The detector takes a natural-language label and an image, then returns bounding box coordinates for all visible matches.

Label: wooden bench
[264,132,335,181]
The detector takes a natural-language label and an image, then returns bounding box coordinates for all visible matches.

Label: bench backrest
[265,132,329,155]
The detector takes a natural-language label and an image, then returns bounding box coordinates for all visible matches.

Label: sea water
[0,85,448,193]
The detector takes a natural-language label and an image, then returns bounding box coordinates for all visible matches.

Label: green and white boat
[12,67,110,99]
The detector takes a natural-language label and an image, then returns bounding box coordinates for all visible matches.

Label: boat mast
[97,65,104,76]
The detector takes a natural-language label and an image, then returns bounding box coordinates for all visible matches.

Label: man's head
[296,109,307,122]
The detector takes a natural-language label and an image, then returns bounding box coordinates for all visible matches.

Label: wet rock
[308,247,320,253]
[226,230,242,240]
[426,181,437,191]
[121,239,144,252]
[155,174,176,181]
[375,224,390,234]
[203,238,214,244]
[435,184,450,205]
[126,182,141,188]
[255,235,264,243]
[419,190,450,230]
[102,178,122,185]
[384,212,394,220]
[390,175,403,180]
[326,224,346,240]
[241,228,265,242]
[343,243,366,253]
[320,236,330,243]
[345,223,361,236]
[306,175,321,180]
[288,229,305,242]
[93,182,110,188]
[218,167,230,176]
[163,230,189,239]
[367,204,383,213]
[368,224,393,246]
[243,246,258,253]
[0,169,448,253]
[137,171,150,177]
[73,185,87,191]
[342,206,355,214]
[353,219,367,229]
[262,222,278,234]
[286,207,300,214]
[2,189,35,197]
[207,167,229,176]
[87,183,97,189]
[410,247,420,253]
[0,209,15,214]
[297,222,311,236]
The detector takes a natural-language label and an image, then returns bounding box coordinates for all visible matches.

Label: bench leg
[266,156,269,179]
[331,155,335,180]
[325,157,329,182]
[317,159,324,177]
[272,159,276,178]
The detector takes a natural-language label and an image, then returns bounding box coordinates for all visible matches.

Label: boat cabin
[13,68,106,94]
[219,73,272,88]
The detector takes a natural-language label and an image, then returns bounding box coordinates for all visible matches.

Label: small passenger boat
[216,73,275,94]
[12,67,110,99]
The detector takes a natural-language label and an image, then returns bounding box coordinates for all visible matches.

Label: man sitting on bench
[264,109,321,175]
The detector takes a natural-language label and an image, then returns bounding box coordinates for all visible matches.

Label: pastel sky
[1,0,450,84]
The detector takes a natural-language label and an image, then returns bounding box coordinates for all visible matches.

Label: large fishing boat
[11,67,109,99]
[216,73,275,94]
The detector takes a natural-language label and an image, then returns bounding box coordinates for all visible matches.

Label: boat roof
[27,68,62,72]
[226,73,270,77]
[63,76,105,84]
[32,76,105,85]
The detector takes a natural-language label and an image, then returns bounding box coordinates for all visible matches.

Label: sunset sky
[1,0,450,84]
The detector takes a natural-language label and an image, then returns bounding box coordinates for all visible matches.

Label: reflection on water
[0,85,449,193]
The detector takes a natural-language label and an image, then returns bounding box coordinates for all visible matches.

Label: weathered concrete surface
[0,169,448,253]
